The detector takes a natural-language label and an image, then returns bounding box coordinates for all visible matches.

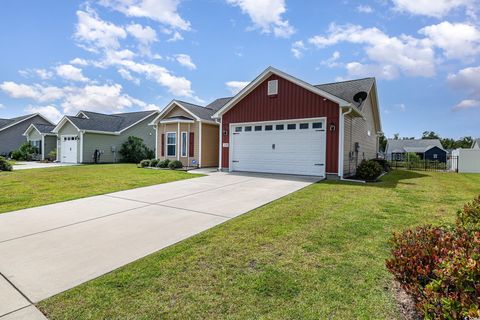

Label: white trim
[218,118,222,171]
[75,111,90,119]
[180,131,188,158]
[149,100,201,125]
[79,131,83,163]
[154,124,158,159]
[166,131,177,157]
[41,135,45,160]
[177,123,180,161]
[52,116,81,133]
[212,67,352,119]
[22,123,41,137]
[338,108,353,178]
[118,111,158,133]
[159,118,195,124]
[199,121,202,168]
[0,113,53,133]
[229,117,327,126]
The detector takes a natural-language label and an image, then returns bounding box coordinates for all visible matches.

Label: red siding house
[212,67,382,179]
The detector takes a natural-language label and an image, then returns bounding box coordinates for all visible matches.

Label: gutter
[338,107,353,179]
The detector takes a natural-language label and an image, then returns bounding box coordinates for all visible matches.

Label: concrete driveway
[0,172,319,319]
[12,162,77,171]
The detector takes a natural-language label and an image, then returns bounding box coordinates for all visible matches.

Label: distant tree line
[378,131,474,152]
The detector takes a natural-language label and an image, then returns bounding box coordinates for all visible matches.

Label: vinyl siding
[156,122,200,167]
[44,135,57,160]
[0,115,51,156]
[27,129,42,141]
[82,114,157,163]
[201,123,219,167]
[343,95,378,176]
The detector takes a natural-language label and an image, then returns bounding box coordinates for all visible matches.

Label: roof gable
[386,139,445,154]
[0,113,53,132]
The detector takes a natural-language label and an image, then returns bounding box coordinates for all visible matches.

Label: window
[287,123,296,130]
[265,125,273,131]
[181,132,187,157]
[245,126,252,132]
[235,127,242,132]
[267,80,278,95]
[299,123,309,129]
[254,125,262,131]
[167,132,176,157]
[433,154,438,159]
[276,124,284,130]
[312,122,323,129]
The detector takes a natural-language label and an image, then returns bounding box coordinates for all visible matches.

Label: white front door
[230,119,327,176]
[61,135,78,163]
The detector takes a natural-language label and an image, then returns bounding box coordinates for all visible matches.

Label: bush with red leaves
[386,195,480,319]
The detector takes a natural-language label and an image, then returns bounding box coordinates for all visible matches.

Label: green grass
[38,170,480,319]
[0,164,199,214]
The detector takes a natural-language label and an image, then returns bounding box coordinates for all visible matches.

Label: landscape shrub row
[0,156,12,171]
[355,158,389,181]
[139,159,183,170]
[386,195,480,319]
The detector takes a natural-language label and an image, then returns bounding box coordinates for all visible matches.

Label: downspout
[338,107,353,179]
[79,131,84,164]
[198,121,202,168]
[41,135,45,161]
[154,123,158,159]
[177,122,180,161]
[216,118,222,171]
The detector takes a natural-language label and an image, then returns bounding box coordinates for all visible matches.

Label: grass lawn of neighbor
[38,170,480,319]
[0,164,199,214]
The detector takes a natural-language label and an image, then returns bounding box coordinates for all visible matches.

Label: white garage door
[230,119,326,176]
[61,135,78,163]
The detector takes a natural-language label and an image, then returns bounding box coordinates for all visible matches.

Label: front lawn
[39,170,480,319]
[0,164,199,214]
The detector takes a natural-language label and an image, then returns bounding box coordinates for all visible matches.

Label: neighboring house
[472,139,480,149]
[23,123,57,160]
[0,113,53,156]
[210,66,382,178]
[385,139,447,163]
[149,99,228,168]
[52,110,158,163]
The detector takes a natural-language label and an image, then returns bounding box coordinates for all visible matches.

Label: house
[52,110,158,163]
[472,139,480,149]
[210,67,382,178]
[149,99,228,168]
[23,123,57,160]
[0,113,53,156]
[385,139,447,162]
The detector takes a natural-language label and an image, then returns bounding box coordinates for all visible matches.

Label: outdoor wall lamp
[329,122,336,132]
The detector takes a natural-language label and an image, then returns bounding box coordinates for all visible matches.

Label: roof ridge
[315,77,375,87]
[175,99,205,108]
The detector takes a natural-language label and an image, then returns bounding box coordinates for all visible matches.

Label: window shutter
[189,132,194,157]
[161,134,165,157]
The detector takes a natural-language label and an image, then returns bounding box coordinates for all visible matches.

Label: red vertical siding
[221,74,339,174]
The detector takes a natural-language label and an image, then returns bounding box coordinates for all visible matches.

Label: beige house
[150,99,230,168]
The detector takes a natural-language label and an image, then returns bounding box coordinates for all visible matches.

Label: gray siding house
[385,139,447,162]
[52,110,158,163]
[0,114,53,156]
[23,123,57,160]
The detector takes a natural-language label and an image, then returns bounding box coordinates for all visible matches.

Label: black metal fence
[388,157,458,172]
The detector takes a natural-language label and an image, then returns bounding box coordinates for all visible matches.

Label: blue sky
[0,0,479,139]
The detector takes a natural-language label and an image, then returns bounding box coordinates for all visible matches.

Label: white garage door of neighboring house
[230,118,326,177]
[61,135,78,163]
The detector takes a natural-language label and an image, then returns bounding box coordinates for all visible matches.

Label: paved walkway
[0,172,320,319]
[12,162,77,170]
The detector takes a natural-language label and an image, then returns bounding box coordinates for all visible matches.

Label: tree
[422,131,440,139]
[393,133,400,140]
[11,142,38,161]
[378,133,387,152]
[119,136,154,163]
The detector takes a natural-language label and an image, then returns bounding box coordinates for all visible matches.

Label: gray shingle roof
[386,139,445,154]
[0,114,36,130]
[175,98,232,121]
[315,78,375,110]
[67,110,157,132]
[33,123,56,134]
[474,138,480,148]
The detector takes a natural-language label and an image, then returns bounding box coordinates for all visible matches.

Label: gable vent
[267,80,278,96]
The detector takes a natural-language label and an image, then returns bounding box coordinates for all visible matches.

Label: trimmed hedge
[168,160,183,170]
[157,159,170,168]
[356,159,383,181]
[0,156,13,171]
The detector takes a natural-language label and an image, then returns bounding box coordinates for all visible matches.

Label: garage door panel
[230,120,326,177]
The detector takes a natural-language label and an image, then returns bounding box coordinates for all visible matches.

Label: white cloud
[420,22,480,60]
[126,23,157,45]
[309,24,435,79]
[391,0,475,18]
[454,99,480,110]
[118,68,140,85]
[56,64,89,82]
[291,40,306,58]
[99,0,190,31]
[0,82,64,102]
[227,0,295,38]
[75,8,127,52]
[70,58,89,66]
[25,105,63,123]
[174,54,196,70]
[0,103,4,109]
[19,68,54,80]
[320,51,341,68]
[357,5,374,13]
[226,81,249,94]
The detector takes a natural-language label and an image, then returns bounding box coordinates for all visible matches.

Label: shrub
[11,142,38,161]
[150,159,159,167]
[386,195,480,319]
[139,159,151,168]
[47,149,57,162]
[157,159,170,168]
[371,158,390,172]
[0,156,13,171]
[168,160,183,170]
[356,159,383,181]
[119,136,155,164]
